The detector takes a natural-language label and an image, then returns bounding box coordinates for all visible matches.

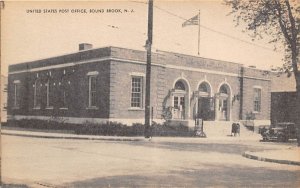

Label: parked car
[260,122,297,142]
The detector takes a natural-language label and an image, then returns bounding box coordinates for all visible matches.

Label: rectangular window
[13,83,20,108]
[89,76,97,107]
[60,78,69,109]
[46,80,53,108]
[62,90,67,108]
[131,77,143,108]
[254,88,261,112]
[174,96,179,109]
[34,80,41,109]
[180,96,185,109]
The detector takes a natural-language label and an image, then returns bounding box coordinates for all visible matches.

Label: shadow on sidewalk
[63,163,300,188]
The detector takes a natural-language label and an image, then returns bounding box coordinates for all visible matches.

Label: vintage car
[260,122,297,142]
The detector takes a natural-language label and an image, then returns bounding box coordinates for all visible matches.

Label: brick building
[1,75,7,122]
[271,73,297,124]
[7,44,271,127]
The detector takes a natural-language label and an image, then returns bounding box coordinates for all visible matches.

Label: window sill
[171,119,188,121]
[12,107,20,110]
[59,107,68,110]
[33,107,41,110]
[86,107,99,110]
[253,111,261,114]
[46,106,54,110]
[128,107,144,111]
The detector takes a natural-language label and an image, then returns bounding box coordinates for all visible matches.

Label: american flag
[182,14,199,27]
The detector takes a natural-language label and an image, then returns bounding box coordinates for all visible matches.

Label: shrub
[6,119,194,137]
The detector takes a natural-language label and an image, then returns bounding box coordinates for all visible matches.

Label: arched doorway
[172,80,188,119]
[216,84,231,121]
[197,82,214,120]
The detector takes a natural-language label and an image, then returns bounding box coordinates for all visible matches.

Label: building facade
[7,45,271,127]
[1,75,7,122]
[271,73,298,124]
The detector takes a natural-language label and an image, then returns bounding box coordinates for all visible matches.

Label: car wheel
[278,135,287,142]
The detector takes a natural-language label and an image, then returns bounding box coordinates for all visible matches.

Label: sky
[1,0,285,76]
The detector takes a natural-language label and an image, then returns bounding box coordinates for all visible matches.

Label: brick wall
[241,67,271,120]
[109,60,147,119]
[7,72,30,116]
[8,61,111,119]
[7,46,272,125]
[9,47,111,73]
[111,47,240,74]
[109,57,242,122]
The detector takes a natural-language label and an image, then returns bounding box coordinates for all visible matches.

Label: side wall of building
[241,67,271,125]
[8,61,111,123]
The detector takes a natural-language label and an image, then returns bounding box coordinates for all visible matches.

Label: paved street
[2,135,300,187]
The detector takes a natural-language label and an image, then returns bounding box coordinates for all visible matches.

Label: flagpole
[198,10,200,55]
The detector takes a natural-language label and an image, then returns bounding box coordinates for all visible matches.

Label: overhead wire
[129,0,283,54]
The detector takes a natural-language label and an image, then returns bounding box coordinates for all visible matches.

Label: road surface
[2,135,299,187]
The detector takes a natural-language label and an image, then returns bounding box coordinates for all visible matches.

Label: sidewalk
[1,129,145,142]
[2,128,299,166]
[243,147,300,166]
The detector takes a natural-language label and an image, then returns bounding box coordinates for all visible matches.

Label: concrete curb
[242,151,300,166]
[1,132,144,142]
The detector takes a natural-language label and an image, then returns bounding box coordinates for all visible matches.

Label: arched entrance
[216,84,231,121]
[172,80,188,119]
[197,82,214,120]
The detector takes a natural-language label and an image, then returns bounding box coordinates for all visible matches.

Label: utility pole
[144,0,153,138]
[0,2,4,185]
[197,10,200,55]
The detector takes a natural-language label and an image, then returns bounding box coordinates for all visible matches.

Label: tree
[225,0,300,145]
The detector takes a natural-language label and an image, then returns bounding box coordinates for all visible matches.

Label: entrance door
[217,84,230,121]
[198,97,215,120]
[218,98,228,121]
[173,96,185,119]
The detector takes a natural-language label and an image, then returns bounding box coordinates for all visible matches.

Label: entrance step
[199,121,261,139]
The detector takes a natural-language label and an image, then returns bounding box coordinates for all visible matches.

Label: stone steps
[197,121,261,138]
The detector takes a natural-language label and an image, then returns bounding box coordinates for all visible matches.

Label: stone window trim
[59,107,69,110]
[87,71,99,76]
[253,85,263,89]
[129,72,145,77]
[128,107,145,111]
[86,106,99,110]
